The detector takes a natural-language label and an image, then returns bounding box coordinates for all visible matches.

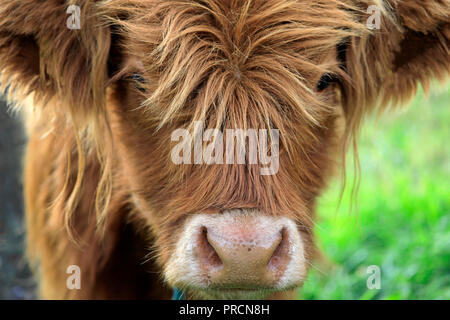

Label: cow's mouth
[165,209,308,299]
[191,284,301,300]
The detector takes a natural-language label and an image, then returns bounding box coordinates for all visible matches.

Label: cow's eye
[130,73,147,92]
[317,73,337,91]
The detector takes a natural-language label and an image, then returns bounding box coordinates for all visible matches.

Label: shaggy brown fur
[0,0,449,299]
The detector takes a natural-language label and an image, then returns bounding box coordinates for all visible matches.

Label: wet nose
[196,224,291,288]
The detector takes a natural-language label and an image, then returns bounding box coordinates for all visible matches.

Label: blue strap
[172,287,185,300]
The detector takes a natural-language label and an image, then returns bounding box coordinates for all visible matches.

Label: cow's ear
[0,1,112,122]
[340,0,449,127]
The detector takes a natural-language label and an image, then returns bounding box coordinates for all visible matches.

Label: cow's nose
[196,225,291,288]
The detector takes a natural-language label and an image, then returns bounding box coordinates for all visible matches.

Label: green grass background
[300,84,450,300]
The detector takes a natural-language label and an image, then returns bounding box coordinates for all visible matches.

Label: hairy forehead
[108,0,364,128]
[110,0,363,56]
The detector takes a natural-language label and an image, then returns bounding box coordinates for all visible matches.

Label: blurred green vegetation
[301,84,450,300]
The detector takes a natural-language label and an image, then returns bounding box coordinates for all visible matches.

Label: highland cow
[0,0,449,300]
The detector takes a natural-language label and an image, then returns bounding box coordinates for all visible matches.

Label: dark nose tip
[196,225,291,288]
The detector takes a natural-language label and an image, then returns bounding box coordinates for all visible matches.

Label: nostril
[197,227,222,271]
[267,227,290,276]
